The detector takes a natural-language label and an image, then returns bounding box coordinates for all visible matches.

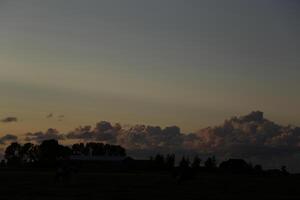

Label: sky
[0,0,300,135]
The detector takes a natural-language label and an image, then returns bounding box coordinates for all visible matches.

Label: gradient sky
[0,0,299,135]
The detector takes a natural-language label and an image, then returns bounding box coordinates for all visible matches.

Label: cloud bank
[190,111,300,156]
[22,111,300,157]
[3,111,300,170]
[69,112,300,170]
[66,121,183,151]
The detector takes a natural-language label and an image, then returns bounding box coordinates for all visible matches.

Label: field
[1,169,300,200]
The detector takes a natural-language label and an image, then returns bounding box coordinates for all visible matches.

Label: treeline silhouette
[147,154,290,183]
[150,154,288,174]
[1,140,289,178]
[3,139,125,167]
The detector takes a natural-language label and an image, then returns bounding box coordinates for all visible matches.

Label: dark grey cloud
[182,111,300,170]
[117,124,183,150]
[64,112,300,161]
[67,121,119,144]
[67,125,93,140]
[25,128,65,143]
[1,117,18,123]
[66,121,184,151]
[0,134,18,145]
[19,111,300,171]
[190,111,300,153]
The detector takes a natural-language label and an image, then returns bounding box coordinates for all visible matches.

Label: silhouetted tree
[4,140,126,168]
[254,164,263,173]
[0,160,6,168]
[105,144,126,156]
[219,159,251,173]
[39,139,59,162]
[154,154,165,169]
[191,155,201,169]
[166,154,175,169]
[179,157,190,169]
[204,156,217,170]
[75,142,126,156]
[281,166,289,176]
[86,142,104,155]
[72,143,85,155]
[30,144,41,163]
[176,157,195,184]
[39,139,71,166]
[20,143,35,163]
[113,145,126,156]
[5,142,21,166]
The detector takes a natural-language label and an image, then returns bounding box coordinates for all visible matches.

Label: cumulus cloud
[14,111,300,170]
[63,111,300,159]
[67,125,93,140]
[66,121,184,151]
[162,111,300,171]
[187,111,300,160]
[67,121,123,144]
[1,117,18,123]
[15,111,300,157]
[0,134,18,145]
[25,128,65,143]
[117,124,183,150]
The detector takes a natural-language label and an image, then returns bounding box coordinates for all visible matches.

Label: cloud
[67,125,94,140]
[189,111,300,152]
[15,111,300,171]
[46,113,53,118]
[66,121,184,151]
[58,115,64,121]
[21,112,300,158]
[0,134,18,145]
[46,113,65,121]
[66,121,119,144]
[180,111,300,170]
[118,125,183,150]
[63,112,300,160]
[1,117,18,123]
[25,128,65,143]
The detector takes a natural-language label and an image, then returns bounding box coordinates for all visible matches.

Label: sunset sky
[1,0,299,135]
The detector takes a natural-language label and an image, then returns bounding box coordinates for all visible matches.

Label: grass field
[1,169,300,199]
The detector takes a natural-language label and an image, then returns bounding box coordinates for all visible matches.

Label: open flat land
[1,169,300,200]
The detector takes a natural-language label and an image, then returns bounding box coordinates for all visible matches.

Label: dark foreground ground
[1,169,300,200]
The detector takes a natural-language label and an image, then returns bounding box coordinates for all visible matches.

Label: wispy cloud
[1,117,18,123]
[46,113,53,118]
[46,113,65,121]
